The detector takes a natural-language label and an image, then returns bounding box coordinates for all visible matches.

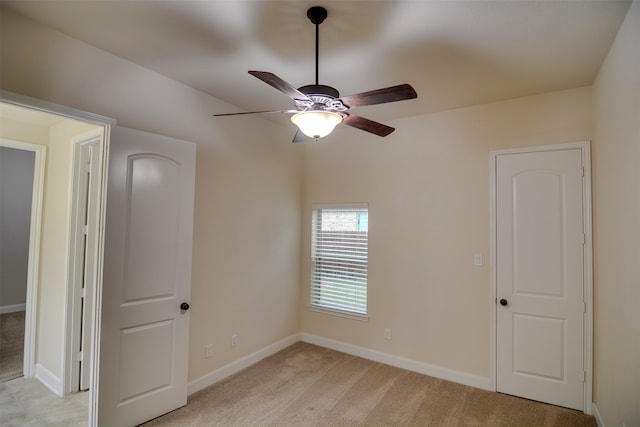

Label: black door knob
[499,299,508,307]
[180,302,190,311]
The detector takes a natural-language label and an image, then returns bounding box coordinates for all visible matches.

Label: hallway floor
[0,311,24,382]
[0,377,88,426]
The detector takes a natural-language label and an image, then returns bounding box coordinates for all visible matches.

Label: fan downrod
[307,6,327,25]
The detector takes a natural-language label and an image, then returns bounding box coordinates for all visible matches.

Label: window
[310,205,368,317]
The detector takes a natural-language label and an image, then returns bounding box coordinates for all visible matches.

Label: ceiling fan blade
[342,115,395,137]
[248,71,312,102]
[339,84,417,109]
[213,109,298,117]
[292,129,309,143]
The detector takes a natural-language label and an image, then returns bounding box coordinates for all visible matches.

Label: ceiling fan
[214,6,418,142]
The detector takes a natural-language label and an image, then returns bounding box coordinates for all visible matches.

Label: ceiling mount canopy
[307,6,327,25]
[214,5,418,142]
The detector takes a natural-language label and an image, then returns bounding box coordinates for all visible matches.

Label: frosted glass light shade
[291,111,343,139]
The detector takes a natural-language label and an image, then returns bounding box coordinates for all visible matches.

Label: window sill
[307,305,369,322]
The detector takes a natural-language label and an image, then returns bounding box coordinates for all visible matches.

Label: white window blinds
[311,205,368,316]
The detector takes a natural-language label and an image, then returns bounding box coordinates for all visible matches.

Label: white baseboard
[0,304,26,314]
[592,402,605,427]
[188,332,493,397]
[300,333,492,391]
[35,363,62,397]
[187,333,301,395]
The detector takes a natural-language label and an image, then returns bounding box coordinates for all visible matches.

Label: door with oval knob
[494,147,588,410]
[99,126,197,425]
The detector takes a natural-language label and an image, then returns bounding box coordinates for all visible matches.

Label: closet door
[495,147,586,411]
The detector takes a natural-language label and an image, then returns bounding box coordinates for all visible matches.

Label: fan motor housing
[296,85,348,112]
[298,84,339,98]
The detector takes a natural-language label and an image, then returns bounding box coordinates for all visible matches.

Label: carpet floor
[144,342,596,427]
[0,377,88,426]
[0,311,24,383]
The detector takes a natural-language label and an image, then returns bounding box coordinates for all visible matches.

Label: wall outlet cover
[205,344,213,358]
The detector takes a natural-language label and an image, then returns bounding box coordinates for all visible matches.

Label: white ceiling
[1,0,631,125]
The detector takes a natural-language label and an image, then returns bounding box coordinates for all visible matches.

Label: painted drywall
[592,1,640,426]
[0,9,302,382]
[0,117,50,144]
[0,146,35,308]
[301,86,592,379]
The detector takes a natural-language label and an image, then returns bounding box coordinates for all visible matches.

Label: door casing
[489,141,593,414]
[64,130,104,394]
[0,137,45,380]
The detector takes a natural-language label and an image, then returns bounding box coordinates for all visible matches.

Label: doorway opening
[0,139,42,383]
[0,92,114,426]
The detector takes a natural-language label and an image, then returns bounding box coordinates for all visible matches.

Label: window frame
[308,203,369,321]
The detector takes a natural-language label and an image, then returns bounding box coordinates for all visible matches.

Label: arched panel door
[495,147,586,411]
[98,126,195,426]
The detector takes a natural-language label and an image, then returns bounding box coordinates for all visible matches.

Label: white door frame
[490,141,593,414]
[64,129,104,394]
[0,137,46,379]
[1,90,115,426]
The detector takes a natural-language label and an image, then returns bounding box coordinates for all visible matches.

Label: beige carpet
[0,377,89,426]
[0,311,24,383]
[144,342,596,427]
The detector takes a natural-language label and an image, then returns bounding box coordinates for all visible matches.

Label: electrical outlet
[384,328,392,340]
[205,344,213,359]
[231,334,238,347]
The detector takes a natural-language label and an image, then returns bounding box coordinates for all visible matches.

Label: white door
[495,147,586,410]
[98,126,196,426]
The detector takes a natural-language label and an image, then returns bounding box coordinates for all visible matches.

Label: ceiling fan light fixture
[214,6,417,142]
[291,110,343,139]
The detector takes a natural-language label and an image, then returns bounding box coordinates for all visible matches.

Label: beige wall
[301,86,592,378]
[1,9,302,382]
[592,1,640,426]
[0,117,50,144]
